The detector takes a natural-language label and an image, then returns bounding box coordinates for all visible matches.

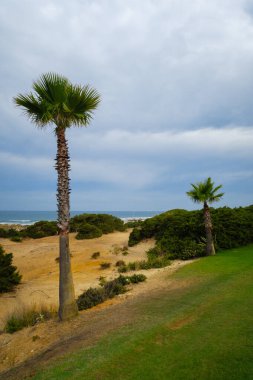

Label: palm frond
[14,73,100,130]
[186,177,224,206]
[14,93,52,126]
[33,73,68,105]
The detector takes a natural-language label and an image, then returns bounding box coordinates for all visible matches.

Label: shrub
[115,260,126,267]
[118,257,170,273]
[128,206,253,258]
[70,213,125,234]
[100,262,111,270]
[128,273,146,283]
[23,221,58,239]
[91,251,100,259]
[76,223,102,240]
[0,228,7,238]
[118,265,127,273]
[4,304,55,334]
[122,246,129,256]
[103,277,126,298]
[111,245,122,255]
[128,228,142,247]
[77,287,105,310]
[124,220,144,228]
[10,236,23,242]
[98,276,106,286]
[0,228,22,240]
[0,245,21,293]
[77,274,147,311]
[158,237,205,260]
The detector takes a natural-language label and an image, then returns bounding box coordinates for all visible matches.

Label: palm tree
[14,73,100,320]
[186,177,224,256]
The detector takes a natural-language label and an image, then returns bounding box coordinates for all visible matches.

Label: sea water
[0,210,162,225]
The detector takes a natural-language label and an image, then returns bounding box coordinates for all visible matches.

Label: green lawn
[33,245,253,380]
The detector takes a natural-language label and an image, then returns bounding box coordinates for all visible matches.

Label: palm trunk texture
[203,201,215,256]
[56,128,78,320]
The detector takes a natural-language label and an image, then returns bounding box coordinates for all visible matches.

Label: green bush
[115,260,126,267]
[128,206,253,259]
[91,251,100,259]
[103,277,126,298]
[71,213,125,235]
[124,220,144,228]
[10,236,23,242]
[118,256,171,273]
[0,245,21,293]
[128,273,146,283]
[0,228,8,238]
[128,228,142,247]
[77,274,147,311]
[100,262,111,270]
[76,223,102,240]
[0,228,22,240]
[157,238,205,260]
[23,221,58,239]
[118,265,128,273]
[121,246,129,255]
[77,287,106,310]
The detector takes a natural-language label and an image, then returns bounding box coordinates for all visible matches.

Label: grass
[32,245,253,380]
[4,303,56,333]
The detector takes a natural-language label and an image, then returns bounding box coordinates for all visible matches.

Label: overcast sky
[0,0,253,211]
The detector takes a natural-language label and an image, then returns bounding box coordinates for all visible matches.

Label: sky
[0,0,253,211]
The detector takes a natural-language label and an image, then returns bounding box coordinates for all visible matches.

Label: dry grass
[3,302,57,334]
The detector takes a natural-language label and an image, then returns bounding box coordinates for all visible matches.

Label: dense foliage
[128,205,253,259]
[23,221,58,239]
[70,214,125,234]
[77,274,146,311]
[76,223,103,240]
[0,213,126,241]
[0,245,22,293]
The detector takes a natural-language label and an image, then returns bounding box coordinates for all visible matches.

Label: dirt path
[0,260,193,380]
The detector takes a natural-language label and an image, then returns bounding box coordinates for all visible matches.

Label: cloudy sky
[0,0,253,211]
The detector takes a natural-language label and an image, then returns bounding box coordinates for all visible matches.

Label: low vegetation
[76,223,102,240]
[118,253,171,273]
[0,245,21,293]
[124,219,144,228]
[100,262,111,270]
[4,304,56,334]
[0,213,126,241]
[77,274,146,311]
[31,245,253,380]
[129,205,253,260]
[91,251,100,259]
[71,214,125,239]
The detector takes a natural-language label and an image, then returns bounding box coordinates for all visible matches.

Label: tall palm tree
[186,177,224,256]
[14,73,100,320]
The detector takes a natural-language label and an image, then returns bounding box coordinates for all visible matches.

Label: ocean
[0,210,162,225]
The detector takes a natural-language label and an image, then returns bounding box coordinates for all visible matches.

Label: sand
[0,230,154,329]
[0,230,194,376]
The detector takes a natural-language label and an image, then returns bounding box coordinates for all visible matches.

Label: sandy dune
[0,230,154,329]
[0,231,196,376]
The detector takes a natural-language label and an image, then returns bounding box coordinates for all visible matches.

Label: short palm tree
[186,177,224,256]
[14,73,100,320]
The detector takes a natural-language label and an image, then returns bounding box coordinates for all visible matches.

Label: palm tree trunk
[203,201,215,256]
[56,128,78,320]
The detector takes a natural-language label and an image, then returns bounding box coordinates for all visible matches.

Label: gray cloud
[0,0,253,210]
